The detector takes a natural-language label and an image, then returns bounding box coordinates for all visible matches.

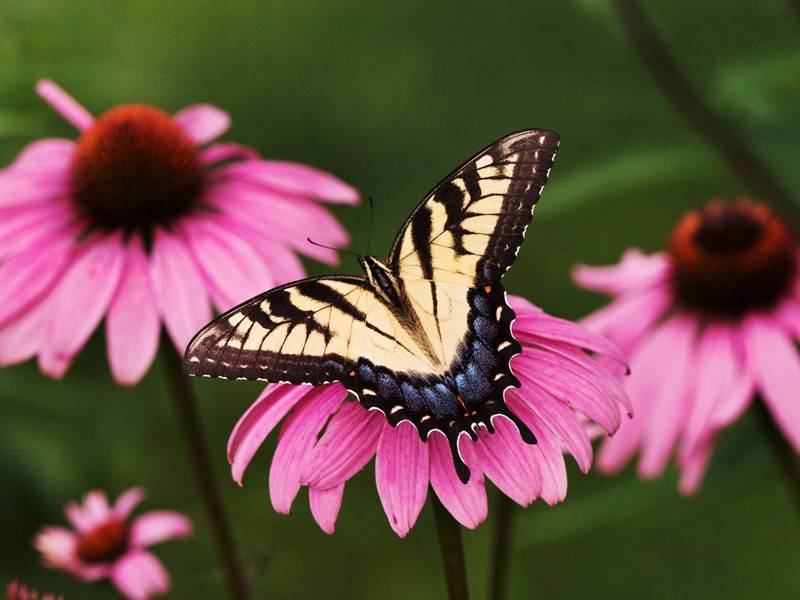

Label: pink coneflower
[226,295,629,536]
[0,79,358,384]
[34,488,191,600]
[574,199,800,494]
[6,581,64,600]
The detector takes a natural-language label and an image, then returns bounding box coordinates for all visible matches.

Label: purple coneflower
[574,199,799,493]
[227,295,630,536]
[0,80,358,383]
[34,488,191,600]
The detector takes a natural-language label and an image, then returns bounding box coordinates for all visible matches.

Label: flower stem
[612,0,798,218]
[431,495,470,600]
[754,399,800,518]
[162,341,250,600]
[487,490,515,600]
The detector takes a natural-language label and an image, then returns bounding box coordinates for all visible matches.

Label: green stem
[613,0,798,219]
[431,495,470,600]
[162,342,250,600]
[754,399,800,517]
[487,491,515,600]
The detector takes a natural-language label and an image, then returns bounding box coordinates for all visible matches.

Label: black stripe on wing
[183,275,367,385]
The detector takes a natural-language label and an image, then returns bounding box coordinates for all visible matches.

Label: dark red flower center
[75,519,130,564]
[70,104,205,235]
[669,199,796,316]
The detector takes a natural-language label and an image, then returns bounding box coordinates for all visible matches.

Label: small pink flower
[226,295,629,536]
[34,488,192,600]
[0,80,358,384]
[574,199,800,494]
[6,580,65,600]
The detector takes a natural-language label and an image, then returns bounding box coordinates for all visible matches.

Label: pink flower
[6,581,65,600]
[0,80,358,384]
[574,199,800,494]
[34,488,192,600]
[226,295,629,537]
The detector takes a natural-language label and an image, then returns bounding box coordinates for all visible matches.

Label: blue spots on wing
[473,315,498,342]
[400,382,424,412]
[472,339,496,370]
[472,292,491,316]
[457,363,491,404]
[358,363,376,385]
[377,372,402,400]
[422,385,458,418]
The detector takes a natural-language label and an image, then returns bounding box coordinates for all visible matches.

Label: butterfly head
[359,255,399,300]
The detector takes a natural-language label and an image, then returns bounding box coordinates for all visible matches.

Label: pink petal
[200,142,259,166]
[38,234,126,378]
[678,323,739,463]
[181,216,274,311]
[106,237,161,385]
[428,432,487,529]
[678,441,713,496]
[513,383,593,473]
[744,316,800,451]
[0,171,67,209]
[173,104,230,145]
[130,511,193,547]
[301,401,383,489]
[510,302,627,367]
[149,228,211,354]
[0,227,75,326]
[34,526,77,568]
[110,551,170,600]
[83,490,112,522]
[211,213,306,285]
[209,182,350,266]
[375,421,429,538]
[218,160,360,204]
[268,384,346,514]
[309,485,345,535]
[637,317,696,478]
[572,249,669,294]
[0,201,72,260]
[506,394,567,505]
[113,487,145,520]
[228,384,310,485]
[0,296,48,365]
[35,80,94,131]
[475,415,541,506]
[514,352,621,434]
[9,138,76,173]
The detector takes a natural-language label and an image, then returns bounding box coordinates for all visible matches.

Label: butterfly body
[184,129,560,482]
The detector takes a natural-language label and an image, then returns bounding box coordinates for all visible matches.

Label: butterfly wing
[184,276,371,384]
[388,129,560,286]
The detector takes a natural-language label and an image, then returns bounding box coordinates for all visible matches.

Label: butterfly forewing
[389,129,560,286]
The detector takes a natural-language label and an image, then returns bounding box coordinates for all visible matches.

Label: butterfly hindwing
[389,129,560,286]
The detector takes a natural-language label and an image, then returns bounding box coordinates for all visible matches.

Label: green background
[1,1,799,598]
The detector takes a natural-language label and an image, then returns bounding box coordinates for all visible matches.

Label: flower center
[75,519,130,564]
[71,104,204,234]
[669,200,796,316]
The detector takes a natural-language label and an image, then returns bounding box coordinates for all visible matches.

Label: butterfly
[184,129,560,482]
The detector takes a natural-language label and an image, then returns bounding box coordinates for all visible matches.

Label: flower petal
[375,421,429,538]
[428,432,487,529]
[268,384,346,514]
[38,234,126,379]
[0,201,72,260]
[200,142,259,166]
[475,415,541,506]
[228,384,310,485]
[34,526,77,569]
[744,316,800,451]
[173,104,230,145]
[506,394,567,505]
[9,138,76,173]
[0,295,48,365]
[301,401,383,489]
[678,442,713,496]
[0,227,75,326]
[149,228,211,354]
[572,249,669,294]
[181,216,274,311]
[106,237,161,385]
[309,485,345,535]
[35,80,94,131]
[130,511,193,547]
[110,551,170,600]
[113,487,145,520]
[218,160,360,204]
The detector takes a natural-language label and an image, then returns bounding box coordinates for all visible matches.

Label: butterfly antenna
[366,196,375,256]
[306,237,360,258]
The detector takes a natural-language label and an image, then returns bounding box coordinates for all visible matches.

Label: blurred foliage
[1,1,799,599]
